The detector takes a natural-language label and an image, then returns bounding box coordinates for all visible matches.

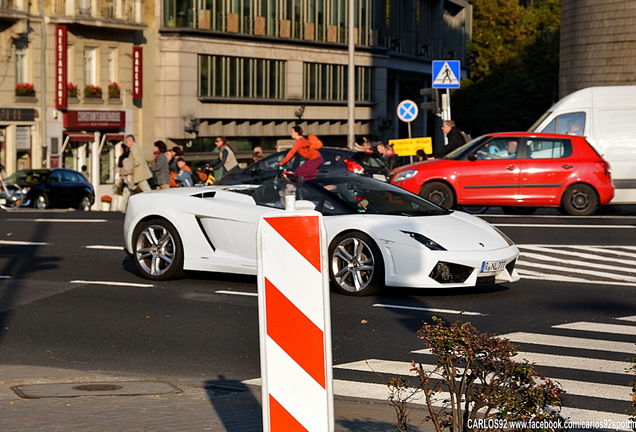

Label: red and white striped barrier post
[257,197,334,431]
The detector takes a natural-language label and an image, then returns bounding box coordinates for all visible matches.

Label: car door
[64,170,83,206]
[45,170,70,207]
[456,137,521,205]
[517,138,578,205]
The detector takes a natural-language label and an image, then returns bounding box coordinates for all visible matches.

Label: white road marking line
[554,322,636,336]
[516,260,636,282]
[408,349,630,375]
[0,240,49,246]
[499,332,636,354]
[336,358,631,402]
[86,245,123,250]
[216,290,258,297]
[617,315,636,322]
[517,270,636,286]
[520,245,636,264]
[520,252,636,275]
[16,219,109,223]
[0,275,10,279]
[372,303,487,316]
[70,280,154,288]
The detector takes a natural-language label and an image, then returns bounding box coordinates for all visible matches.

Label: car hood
[363,211,513,252]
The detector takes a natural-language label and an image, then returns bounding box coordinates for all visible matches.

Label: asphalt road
[0,207,634,426]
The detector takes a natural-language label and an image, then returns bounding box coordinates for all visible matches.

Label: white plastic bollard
[257,205,334,431]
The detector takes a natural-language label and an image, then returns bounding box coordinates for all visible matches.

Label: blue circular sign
[397,100,418,123]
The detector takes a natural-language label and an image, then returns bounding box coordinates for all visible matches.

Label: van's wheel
[561,184,598,216]
[329,232,384,296]
[419,182,454,209]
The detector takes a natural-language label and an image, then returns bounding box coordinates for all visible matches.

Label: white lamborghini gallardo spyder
[123,176,519,296]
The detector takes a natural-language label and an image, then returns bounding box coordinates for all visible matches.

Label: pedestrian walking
[120,134,152,211]
[150,140,171,189]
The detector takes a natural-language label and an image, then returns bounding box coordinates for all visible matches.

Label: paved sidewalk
[0,365,434,431]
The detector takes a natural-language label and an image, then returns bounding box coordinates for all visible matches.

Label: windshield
[310,177,450,216]
[6,170,48,185]
[443,136,491,159]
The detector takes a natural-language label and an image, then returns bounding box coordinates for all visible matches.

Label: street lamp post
[347,0,355,149]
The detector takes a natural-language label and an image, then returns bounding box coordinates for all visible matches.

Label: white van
[530,86,636,204]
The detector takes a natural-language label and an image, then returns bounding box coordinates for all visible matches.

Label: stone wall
[560,0,636,97]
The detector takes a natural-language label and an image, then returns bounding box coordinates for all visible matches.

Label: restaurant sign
[63,110,125,130]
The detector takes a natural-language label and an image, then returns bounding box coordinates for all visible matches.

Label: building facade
[560,0,636,98]
[0,0,470,202]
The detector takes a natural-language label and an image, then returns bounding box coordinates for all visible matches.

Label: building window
[108,47,117,83]
[303,62,372,102]
[198,54,286,99]
[84,47,98,86]
[163,0,376,47]
[15,47,28,85]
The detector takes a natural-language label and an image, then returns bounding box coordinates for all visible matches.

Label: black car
[215,147,389,185]
[5,168,95,210]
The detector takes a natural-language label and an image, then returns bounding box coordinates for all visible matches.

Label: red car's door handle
[506,165,518,171]
[562,164,574,169]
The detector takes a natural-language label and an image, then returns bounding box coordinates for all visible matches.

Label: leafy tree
[452,0,560,136]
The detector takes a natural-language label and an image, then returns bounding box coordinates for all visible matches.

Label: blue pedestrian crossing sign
[397,99,419,123]
[432,60,461,89]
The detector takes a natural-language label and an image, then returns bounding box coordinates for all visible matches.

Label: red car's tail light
[595,161,612,177]
[344,158,365,174]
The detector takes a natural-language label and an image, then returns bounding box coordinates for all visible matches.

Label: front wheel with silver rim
[328,232,384,296]
[132,218,184,280]
[34,194,48,210]
[78,195,92,211]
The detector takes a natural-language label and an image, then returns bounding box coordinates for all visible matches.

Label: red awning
[104,133,125,142]
[65,133,95,142]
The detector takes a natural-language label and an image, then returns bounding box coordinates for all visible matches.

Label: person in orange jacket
[280,125,323,182]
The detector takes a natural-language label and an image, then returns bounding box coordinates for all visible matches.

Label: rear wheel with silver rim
[328,232,384,296]
[132,218,184,280]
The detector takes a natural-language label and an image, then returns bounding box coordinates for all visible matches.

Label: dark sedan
[5,168,95,210]
[215,147,389,185]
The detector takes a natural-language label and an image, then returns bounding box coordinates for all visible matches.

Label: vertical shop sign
[132,46,143,99]
[55,25,68,110]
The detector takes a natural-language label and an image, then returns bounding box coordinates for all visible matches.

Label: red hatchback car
[390,132,614,216]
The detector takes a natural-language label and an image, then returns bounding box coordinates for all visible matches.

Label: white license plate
[480,260,506,273]
[372,174,387,181]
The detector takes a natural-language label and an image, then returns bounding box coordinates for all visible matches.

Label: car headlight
[393,170,418,182]
[401,230,447,251]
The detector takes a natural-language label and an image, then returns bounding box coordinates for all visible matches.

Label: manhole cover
[12,381,181,399]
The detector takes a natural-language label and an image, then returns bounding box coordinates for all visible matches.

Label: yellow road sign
[388,137,433,156]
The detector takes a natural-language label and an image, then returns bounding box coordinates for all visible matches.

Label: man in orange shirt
[280,126,323,182]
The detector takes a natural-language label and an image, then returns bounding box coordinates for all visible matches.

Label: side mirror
[468,153,477,161]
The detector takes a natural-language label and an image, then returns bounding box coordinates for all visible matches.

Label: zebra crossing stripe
[517,269,635,286]
[500,332,636,354]
[335,358,632,402]
[521,252,636,273]
[516,259,636,282]
[520,244,636,261]
[554,321,636,336]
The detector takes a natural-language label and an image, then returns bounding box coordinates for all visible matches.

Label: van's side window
[527,139,572,159]
[542,112,586,136]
